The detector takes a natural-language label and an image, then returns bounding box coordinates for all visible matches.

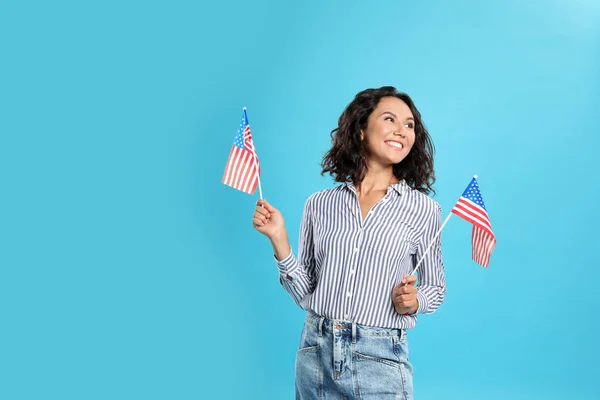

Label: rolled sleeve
[415,202,447,314]
[274,250,296,276]
[275,195,317,308]
[416,289,429,314]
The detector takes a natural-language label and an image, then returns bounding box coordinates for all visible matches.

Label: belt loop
[318,317,325,337]
[351,322,357,344]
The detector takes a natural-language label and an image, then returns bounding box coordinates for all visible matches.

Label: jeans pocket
[295,320,323,398]
[297,345,319,354]
[298,321,319,350]
[295,346,322,399]
[353,336,413,399]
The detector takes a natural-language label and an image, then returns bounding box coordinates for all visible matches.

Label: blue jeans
[295,311,413,399]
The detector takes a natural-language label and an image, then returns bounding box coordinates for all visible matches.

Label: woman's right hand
[253,199,292,262]
[252,199,286,241]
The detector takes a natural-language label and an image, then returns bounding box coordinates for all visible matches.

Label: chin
[389,152,407,162]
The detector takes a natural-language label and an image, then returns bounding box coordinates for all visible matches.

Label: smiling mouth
[385,141,404,151]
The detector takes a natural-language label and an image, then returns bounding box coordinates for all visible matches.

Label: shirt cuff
[274,248,295,275]
[416,289,429,314]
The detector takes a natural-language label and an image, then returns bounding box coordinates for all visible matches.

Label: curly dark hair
[320,86,436,194]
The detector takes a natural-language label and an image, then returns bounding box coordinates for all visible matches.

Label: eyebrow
[381,111,414,121]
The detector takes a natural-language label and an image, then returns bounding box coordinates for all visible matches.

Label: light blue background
[1,1,599,399]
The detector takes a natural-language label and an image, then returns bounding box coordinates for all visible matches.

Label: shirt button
[353,247,359,253]
[347,291,352,297]
[350,269,355,275]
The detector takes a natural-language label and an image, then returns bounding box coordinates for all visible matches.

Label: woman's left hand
[392,275,419,315]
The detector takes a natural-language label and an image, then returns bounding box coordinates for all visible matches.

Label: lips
[385,140,404,151]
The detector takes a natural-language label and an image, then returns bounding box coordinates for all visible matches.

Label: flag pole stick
[255,159,263,200]
[244,107,263,200]
[409,174,478,276]
[409,212,453,276]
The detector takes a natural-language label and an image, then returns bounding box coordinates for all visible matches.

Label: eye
[404,122,414,129]
[385,116,395,123]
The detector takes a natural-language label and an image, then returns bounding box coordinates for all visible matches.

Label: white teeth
[386,141,403,149]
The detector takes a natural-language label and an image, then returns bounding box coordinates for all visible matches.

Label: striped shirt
[276,180,446,330]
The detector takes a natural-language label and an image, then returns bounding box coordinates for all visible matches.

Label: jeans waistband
[305,311,404,344]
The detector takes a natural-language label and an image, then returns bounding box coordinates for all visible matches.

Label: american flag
[451,176,496,267]
[222,108,260,195]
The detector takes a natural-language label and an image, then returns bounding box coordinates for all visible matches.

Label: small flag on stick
[409,175,496,277]
[451,175,496,267]
[222,108,262,197]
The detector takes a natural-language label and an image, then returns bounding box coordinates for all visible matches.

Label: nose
[394,128,406,138]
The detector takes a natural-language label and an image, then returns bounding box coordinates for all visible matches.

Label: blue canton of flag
[461,178,487,210]
[233,112,249,149]
[222,108,260,195]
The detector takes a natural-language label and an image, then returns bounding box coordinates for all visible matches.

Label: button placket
[344,225,363,320]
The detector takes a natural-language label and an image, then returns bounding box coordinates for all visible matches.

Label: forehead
[374,96,413,118]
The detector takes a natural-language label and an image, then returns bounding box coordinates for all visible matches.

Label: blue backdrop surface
[1,1,599,399]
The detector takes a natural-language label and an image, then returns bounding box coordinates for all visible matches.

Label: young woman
[252,86,446,399]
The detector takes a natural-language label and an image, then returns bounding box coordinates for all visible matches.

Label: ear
[360,129,364,141]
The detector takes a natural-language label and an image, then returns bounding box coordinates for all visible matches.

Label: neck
[356,164,397,195]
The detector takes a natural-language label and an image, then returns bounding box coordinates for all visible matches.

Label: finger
[252,217,265,227]
[401,274,417,285]
[253,213,267,223]
[252,219,263,227]
[265,204,276,214]
[394,284,413,294]
[256,199,268,210]
[255,206,270,217]
[400,294,416,303]
[257,199,277,213]
[393,293,413,302]
[394,292,415,302]
[400,286,417,295]
[392,292,407,301]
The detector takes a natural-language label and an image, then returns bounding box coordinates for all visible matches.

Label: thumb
[401,274,417,286]
[257,199,277,213]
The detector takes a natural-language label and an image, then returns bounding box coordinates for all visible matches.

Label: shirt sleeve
[274,195,317,308]
[415,202,447,314]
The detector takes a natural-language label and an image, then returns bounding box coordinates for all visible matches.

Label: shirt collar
[343,179,407,195]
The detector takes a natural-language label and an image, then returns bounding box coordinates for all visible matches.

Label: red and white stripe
[222,128,259,194]
[451,197,496,267]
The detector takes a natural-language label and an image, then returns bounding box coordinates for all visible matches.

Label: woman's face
[360,96,416,168]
